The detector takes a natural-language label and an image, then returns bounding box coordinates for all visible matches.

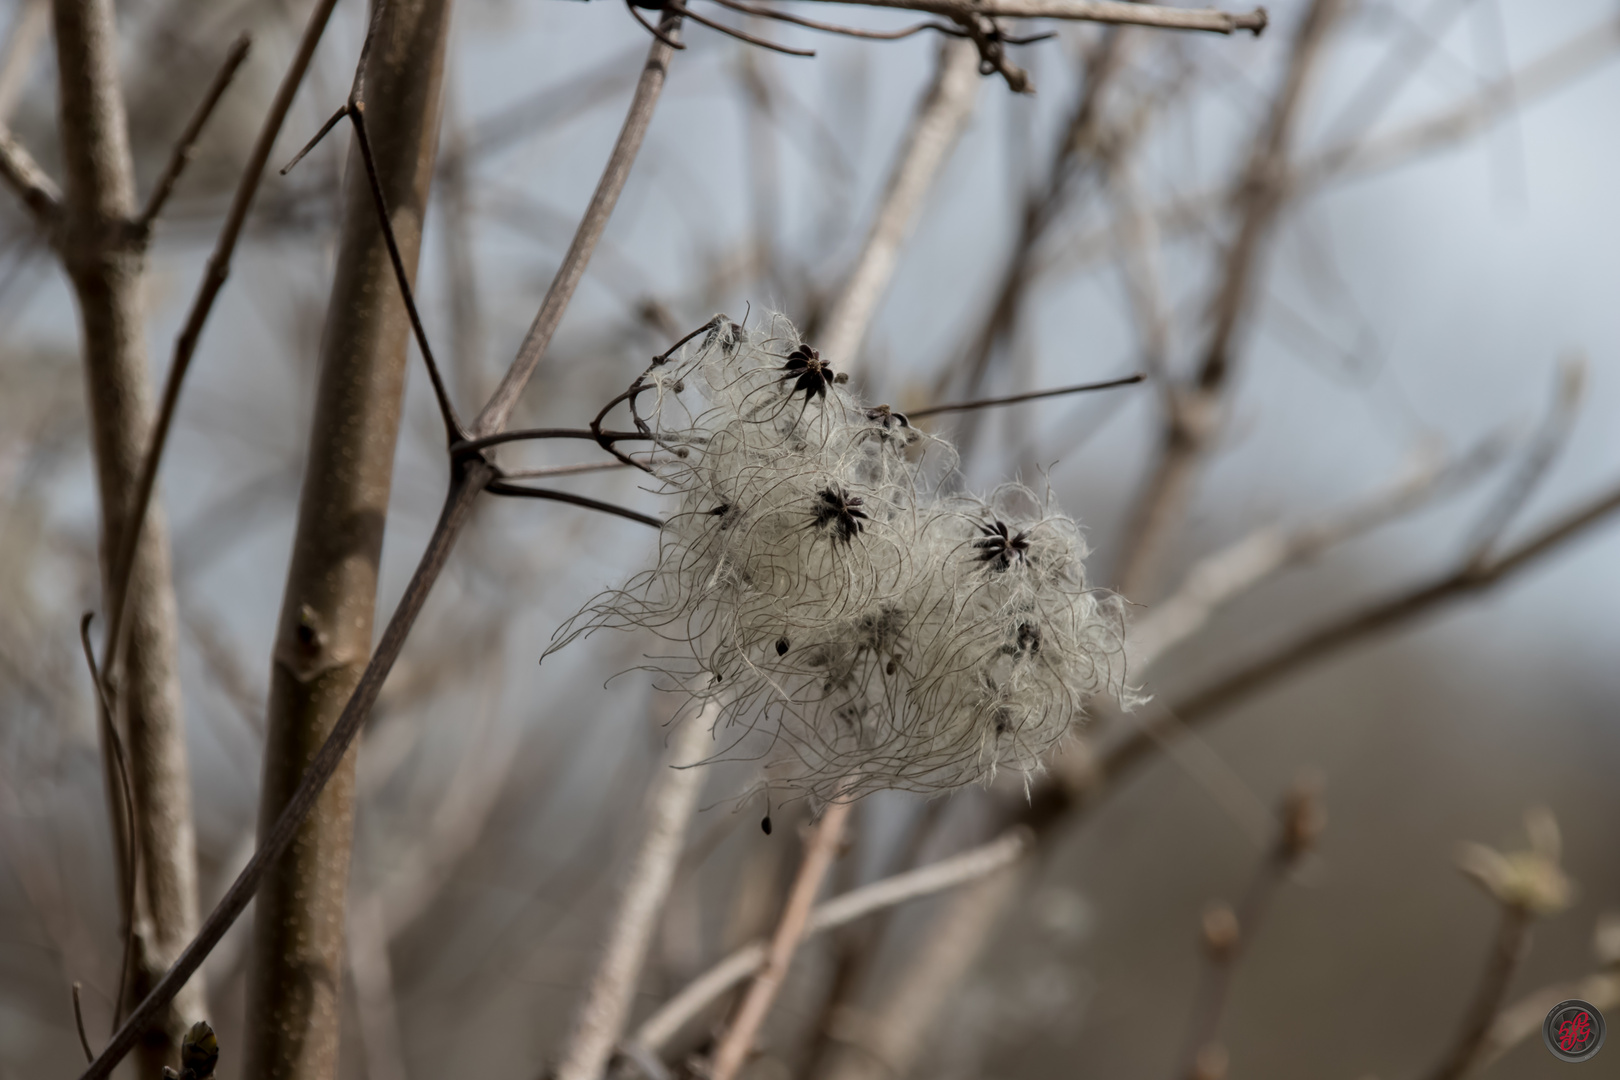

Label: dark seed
[776,638,789,656]
[886,660,897,676]
[761,815,773,835]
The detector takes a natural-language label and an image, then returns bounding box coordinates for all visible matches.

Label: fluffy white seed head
[547,315,1127,800]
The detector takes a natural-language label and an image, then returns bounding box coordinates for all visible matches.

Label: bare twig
[908,372,1144,418]
[1116,0,1345,604]
[72,982,95,1063]
[0,124,60,223]
[1462,355,1584,567]
[709,798,855,1080]
[629,827,1031,1056]
[1427,911,1531,1080]
[134,33,252,233]
[799,0,1266,34]
[1107,478,1620,780]
[813,863,1024,1080]
[77,614,137,1031]
[474,11,686,437]
[556,706,715,1080]
[484,479,664,528]
[1128,435,1508,671]
[1175,777,1323,1078]
[819,38,980,375]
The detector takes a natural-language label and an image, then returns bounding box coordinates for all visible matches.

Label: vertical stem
[242,4,453,1080]
[818,37,980,380]
[710,797,854,1080]
[1115,0,1344,602]
[1426,905,1532,1080]
[51,1,204,1074]
[555,706,716,1080]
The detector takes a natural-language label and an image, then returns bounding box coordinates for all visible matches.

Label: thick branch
[243,4,452,1080]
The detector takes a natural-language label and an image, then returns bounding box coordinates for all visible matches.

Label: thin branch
[134,33,252,232]
[798,0,1266,34]
[71,982,94,1063]
[0,124,60,223]
[77,614,136,1030]
[709,798,854,1080]
[819,38,980,375]
[908,372,1143,418]
[1107,477,1620,778]
[629,827,1031,1055]
[485,479,664,529]
[1462,355,1584,567]
[77,465,490,1080]
[1128,434,1508,672]
[1425,904,1533,1080]
[348,99,466,441]
[704,0,955,41]
[1116,0,1345,603]
[80,18,687,1079]
[101,0,343,696]
[502,460,635,480]
[454,427,645,453]
[474,10,685,436]
[665,1,817,56]
[279,104,347,175]
[1174,778,1322,1079]
[555,707,715,1080]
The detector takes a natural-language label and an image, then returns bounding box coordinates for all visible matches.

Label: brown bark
[1115,0,1345,603]
[51,0,205,1074]
[242,4,452,1080]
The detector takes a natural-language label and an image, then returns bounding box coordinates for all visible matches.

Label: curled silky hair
[546,314,1128,800]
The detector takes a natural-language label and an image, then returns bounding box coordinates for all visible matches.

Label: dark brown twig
[485,479,664,528]
[665,1,817,57]
[703,0,958,41]
[348,99,466,441]
[908,372,1143,418]
[134,33,252,232]
[71,982,94,1063]
[77,614,136,1031]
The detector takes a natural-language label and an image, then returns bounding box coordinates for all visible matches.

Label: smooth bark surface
[52,0,204,1073]
[243,4,452,1080]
